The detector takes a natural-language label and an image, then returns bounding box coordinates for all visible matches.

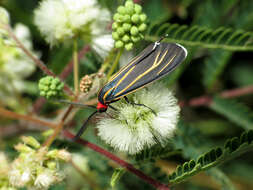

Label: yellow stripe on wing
[108,55,140,82]
[115,50,168,97]
[157,54,176,75]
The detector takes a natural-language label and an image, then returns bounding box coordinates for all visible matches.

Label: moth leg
[124,96,157,115]
[108,104,118,111]
[105,112,116,119]
[74,110,98,141]
[106,105,118,119]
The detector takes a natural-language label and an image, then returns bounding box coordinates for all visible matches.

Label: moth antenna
[158,34,169,42]
[74,110,98,140]
[57,99,96,109]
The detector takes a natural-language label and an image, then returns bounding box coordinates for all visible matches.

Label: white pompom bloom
[0,7,10,36]
[34,169,57,189]
[96,82,180,154]
[92,34,114,59]
[0,22,38,110]
[34,0,113,58]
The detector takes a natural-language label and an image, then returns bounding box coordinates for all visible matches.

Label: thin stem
[60,45,91,80]
[73,38,79,94]
[63,130,170,190]
[100,48,116,73]
[0,107,57,128]
[3,23,74,96]
[107,48,124,79]
[43,104,74,147]
[180,84,253,107]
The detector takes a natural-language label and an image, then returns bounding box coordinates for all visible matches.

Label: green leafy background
[1,0,253,189]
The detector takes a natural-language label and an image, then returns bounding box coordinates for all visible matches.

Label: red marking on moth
[97,102,108,110]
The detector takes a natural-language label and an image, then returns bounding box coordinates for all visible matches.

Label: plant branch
[180,84,253,107]
[0,107,57,128]
[59,45,91,80]
[73,38,79,94]
[63,130,170,190]
[43,105,74,147]
[3,23,74,96]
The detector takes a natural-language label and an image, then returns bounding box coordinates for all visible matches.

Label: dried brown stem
[0,107,57,128]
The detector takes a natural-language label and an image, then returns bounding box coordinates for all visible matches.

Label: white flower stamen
[96,82,180,154]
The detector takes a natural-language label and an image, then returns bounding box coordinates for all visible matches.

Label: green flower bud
[53,78,60,84]
[40,91,46,97]
[113,13,121,21]
[115,40,124,48]
[57,83,64,90]
[15,143,33,153]
[117,6,126,15]
[57,149,71,162]
[116,27,125,36]
[47,149,58,159]
[140,14,147,22]
[131,36,141,43]
[138,23,147,32]
[125,1,134,8]
[125,42,133,51]
[38,76,64,99]
[130,26,139,36]
[47,161,57,170]
[123,14,131,23]
[122,23,131,31]
[21,136,40,149]
[43,86,49,91]
[131,14,140,24]
[122,34,130,42]
[125,6,134,15]
[42,129,54,138]
[47,91,53,97]
[112,32,119,40]
[112,22,119,30]
[134,4,142,14]
[50,84,56,90]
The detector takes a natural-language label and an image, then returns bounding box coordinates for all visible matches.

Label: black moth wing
[98,42,187,104]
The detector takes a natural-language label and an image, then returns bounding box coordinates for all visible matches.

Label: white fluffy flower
[34,170,56,189]
[34,0,114,58]
[0,7,10,37]
[0,23,37,110]
[92,34,114,59]
[9,168,31,187]
[96,82,180,154]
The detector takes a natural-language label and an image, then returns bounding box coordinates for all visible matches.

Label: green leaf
[146,23,253,51]
[169,130,253,184]
[134,144,177,162]
[110,168,126,188]
[210,97,253,130]
[202,50,232,90]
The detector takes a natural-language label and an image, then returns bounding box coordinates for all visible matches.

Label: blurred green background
[1,0,253,190]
